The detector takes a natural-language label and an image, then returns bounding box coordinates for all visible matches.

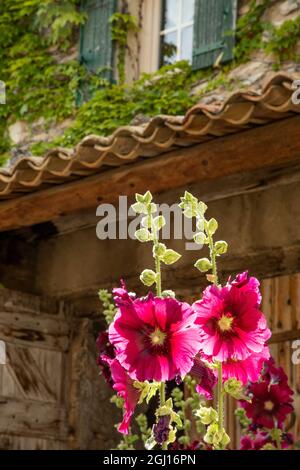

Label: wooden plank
[0,398,68,440]
[0,116,300,232]
[0,313,69,351]
[1,344,63,403]
[0,434,67,450]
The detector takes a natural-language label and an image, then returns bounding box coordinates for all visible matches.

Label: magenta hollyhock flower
[193,272,271,362]
[190,356,217,400]
[220,347,270,384]
[109,293,201,382]
[109,358,140,434]
[240,379,294,429]
[112,280,136,307]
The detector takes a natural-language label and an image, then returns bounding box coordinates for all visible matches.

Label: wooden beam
[0,115,300,232]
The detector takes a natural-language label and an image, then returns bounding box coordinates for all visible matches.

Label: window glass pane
[181,25,193,62]
[161,31,177,65]
[163,0,179,30]
[182,0,195,24]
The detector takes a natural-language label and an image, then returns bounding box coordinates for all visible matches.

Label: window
[160,0,236,71]
[160,0,195,66]
[79,0,116,78]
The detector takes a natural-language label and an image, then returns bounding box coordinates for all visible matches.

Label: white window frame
[160,0,195,63]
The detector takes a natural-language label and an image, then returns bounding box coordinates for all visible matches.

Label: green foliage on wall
[33,61,203,153]
[1,0,300,165]
[0,0,89,158]
[110,12,139,85]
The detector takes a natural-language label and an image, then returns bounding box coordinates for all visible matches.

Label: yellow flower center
[264,400,274,411]
[150,328,166,346]
[218,315,233,332]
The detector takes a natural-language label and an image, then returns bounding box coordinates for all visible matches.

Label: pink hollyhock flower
[190,356,217,400]
[109,293,201,382]
[240,375,294,429]
[193,272,271,362]
[220,347,270,384]
[109,358,140,434]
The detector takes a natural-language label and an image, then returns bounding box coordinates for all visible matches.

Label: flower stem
[217,362,224,434]
[207,231,218,286]
[150,210,167,449]
[155,254,162,297]
[207,229,224,448]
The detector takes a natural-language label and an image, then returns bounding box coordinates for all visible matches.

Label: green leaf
[136,191,152,204]
[162,249,181,265]
[194,258,212,272]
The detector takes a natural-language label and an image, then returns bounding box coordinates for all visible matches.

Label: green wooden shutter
[192,0,236,70]
[79,0,116,78]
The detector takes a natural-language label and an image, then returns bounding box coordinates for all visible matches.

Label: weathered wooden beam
[0,115,300,232]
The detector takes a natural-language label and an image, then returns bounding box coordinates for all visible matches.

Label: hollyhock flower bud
[195,406,218,425]
[153,415,171,446]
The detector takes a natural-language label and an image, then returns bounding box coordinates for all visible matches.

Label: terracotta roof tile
[0,72,299,200]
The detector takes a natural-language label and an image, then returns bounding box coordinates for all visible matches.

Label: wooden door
[225,273,300,447]
[0,289,70,449]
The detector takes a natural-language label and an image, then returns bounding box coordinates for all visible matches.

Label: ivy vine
[1,0,300,165]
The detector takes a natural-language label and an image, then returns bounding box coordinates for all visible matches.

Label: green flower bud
[195,406,218,425]
[207,218,218,235]
[153,242,167,259]
[194,257,212,272]
[135,228,151,242]
[162,249,181,265]
[204,425,230,449]
[161,290,176,298]
[224,378,248,400]
[140,269,157,286]
[203,423,218,445]
[215,240,228,255]
[217,429,230,449]
[194,232,206,245]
